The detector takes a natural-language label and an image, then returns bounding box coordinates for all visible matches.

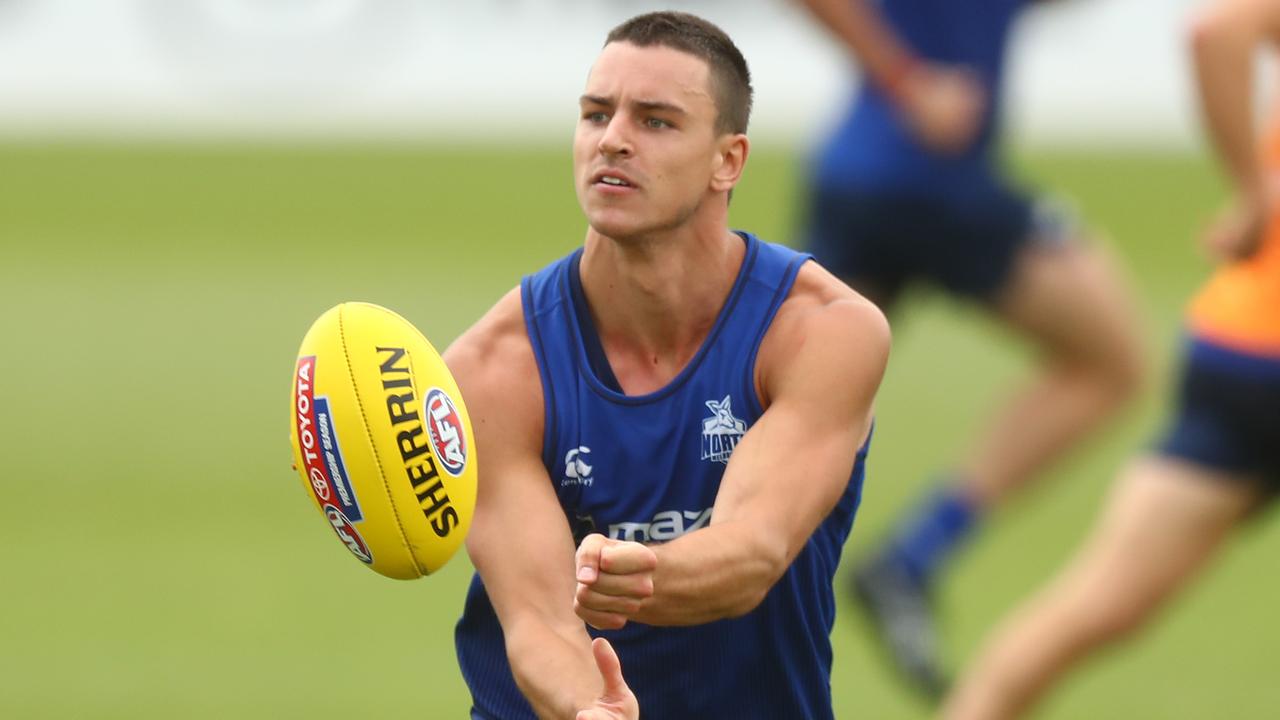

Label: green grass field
[3,142,1275,719]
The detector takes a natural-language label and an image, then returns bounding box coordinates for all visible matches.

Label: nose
[598,114,633,158]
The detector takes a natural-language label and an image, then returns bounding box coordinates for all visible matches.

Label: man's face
[574,42,724,241]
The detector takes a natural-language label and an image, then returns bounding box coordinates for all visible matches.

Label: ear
[710,133,750,194]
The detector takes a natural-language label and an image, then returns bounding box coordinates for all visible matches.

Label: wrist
[877,53,920,104]
[1241,175,1269,206]
[1234,182,1271,226]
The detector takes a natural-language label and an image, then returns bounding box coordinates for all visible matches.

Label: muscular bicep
[712,298,889,563]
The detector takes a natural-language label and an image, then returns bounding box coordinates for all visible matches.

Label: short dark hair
[605,12,753,135]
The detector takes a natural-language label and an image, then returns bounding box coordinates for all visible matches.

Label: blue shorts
[1156,338,1280,488]
[803,183,1068,308]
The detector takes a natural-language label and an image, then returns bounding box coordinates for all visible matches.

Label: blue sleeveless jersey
[813,0,1029,199]
[455,232,870,719]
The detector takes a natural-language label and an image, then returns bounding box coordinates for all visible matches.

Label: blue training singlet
[813,0,1029,198]
[455,232,870,719]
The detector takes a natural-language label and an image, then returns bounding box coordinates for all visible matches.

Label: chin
[588,220,645,243]
[584,209,648,242]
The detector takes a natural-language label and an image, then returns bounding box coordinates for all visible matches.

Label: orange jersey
[1187,117,1280,356]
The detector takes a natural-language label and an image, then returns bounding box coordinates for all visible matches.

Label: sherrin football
[289,302,477,579]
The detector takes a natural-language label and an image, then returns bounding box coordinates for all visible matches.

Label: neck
[578,218,746,393]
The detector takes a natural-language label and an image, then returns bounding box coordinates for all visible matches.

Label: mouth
[590,169,637,190]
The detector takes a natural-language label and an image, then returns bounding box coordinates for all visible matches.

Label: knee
[1046,251,1149,402]
[1099,332,1147,402]
[1069,325,1147,406]
[1070,593,1155,648]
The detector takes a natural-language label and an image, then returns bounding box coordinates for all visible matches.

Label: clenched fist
[574,533,659,630]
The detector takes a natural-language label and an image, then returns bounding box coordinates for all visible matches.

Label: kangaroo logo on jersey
[701,395,746,464]
[562,446,594,487]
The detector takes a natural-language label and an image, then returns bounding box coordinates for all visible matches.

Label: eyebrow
[579,95,688,116]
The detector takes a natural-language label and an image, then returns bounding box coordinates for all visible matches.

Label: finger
[598,542,657,575]
[574,598,628,630]
[575,533,607,584]
[575,709,627,720]
[576,582,644,616]
[578,571,654,601]
[592,638,631,701]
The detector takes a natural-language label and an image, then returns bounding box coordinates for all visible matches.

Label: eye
[645,117,670,129]
[583,111,608,124]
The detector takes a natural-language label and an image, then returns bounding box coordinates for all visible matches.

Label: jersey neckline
[562,230,760,406]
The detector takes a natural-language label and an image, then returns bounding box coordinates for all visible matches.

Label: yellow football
[289,302,477,579]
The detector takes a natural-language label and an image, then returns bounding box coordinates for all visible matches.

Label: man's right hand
[1203,190,1272,261]
[893,62,986,154]
[575,638,639,720]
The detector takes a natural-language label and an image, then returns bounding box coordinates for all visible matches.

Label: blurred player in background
[447,11,889,719]
[942,1,1280,717]
[795,0,1146,698]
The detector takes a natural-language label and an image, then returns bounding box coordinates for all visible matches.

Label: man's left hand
[574,533,658,630]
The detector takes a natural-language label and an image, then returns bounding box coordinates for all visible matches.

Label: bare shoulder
[768,260,890,354]
[444,287,543,453]
[756,260,891,406]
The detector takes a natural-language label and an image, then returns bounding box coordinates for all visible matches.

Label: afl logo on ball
[425,388,467,477]
[325,504,373,564]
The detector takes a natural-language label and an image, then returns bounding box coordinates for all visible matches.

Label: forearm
[794,0,915,89]
[506,620,601,719]
[1190,5,1265,198]
[634,520,788,626]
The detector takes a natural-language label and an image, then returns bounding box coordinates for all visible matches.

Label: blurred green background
[3,142,1276,719]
